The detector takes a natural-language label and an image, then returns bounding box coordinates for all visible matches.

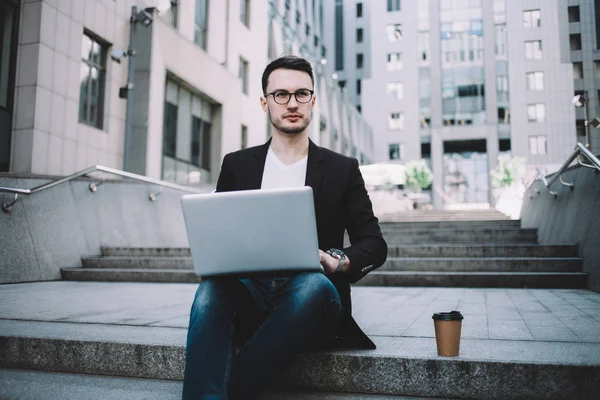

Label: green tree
[405,159,433,192]
[490,154,526,191]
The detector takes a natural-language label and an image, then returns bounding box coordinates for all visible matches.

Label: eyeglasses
[264,89,314,105]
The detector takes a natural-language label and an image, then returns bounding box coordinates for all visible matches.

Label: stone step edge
[1,329,598,399]
[84,256,583,262]
[62,269,588,277]
[369,271,587,276]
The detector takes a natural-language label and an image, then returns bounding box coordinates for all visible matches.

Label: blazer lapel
[305,139,325,202]
[248,139,271,189]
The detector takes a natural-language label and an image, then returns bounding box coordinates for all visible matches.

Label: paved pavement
[1,281,599,343]
[1,281,600,399]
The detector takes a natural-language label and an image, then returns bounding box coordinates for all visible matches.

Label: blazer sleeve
[342,158,388,284]
[215,153,234,193]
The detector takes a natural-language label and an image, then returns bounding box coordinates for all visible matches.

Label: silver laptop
[180,186,323,277]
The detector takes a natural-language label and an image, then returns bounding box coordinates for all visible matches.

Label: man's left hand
[319,249,348,275]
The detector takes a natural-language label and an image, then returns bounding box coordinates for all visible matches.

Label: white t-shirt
[261,146,308,189]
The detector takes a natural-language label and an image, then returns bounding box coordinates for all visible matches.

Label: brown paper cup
[432,311,464,357]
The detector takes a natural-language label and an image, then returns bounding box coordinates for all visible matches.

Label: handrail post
[2,193,19,213]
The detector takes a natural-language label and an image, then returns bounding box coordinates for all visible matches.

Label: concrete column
[431,129,444,209]
[486,133,499,208]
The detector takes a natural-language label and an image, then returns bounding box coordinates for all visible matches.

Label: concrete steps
[60,217,585,289]
[380,257,582,272]
[357,271,587,288]
[382,228,538,244]
[388,244,579,257]
[1,319,598,400]
[61,268,201,283]
[379,210,511,222]
[0,369,440,400]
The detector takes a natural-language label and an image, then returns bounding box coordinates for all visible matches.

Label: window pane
[81,34,92,60]
[79,63,90,122]
[536,104,545,122]
[529,136,538,155]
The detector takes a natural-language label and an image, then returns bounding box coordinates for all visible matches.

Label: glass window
[79,31,106,129]
[525,40,542,59]
[389,143,403,160]
[356,2,363,18]
[335,1,344,70]
[356,79,362,95]
[496,76,508,92]
[356,53,363,68]
[387,82,404,100]
[523,9,541,28]
[240,0,250,27]
[387,0,401,12]
[239,58,248,94]
[241,125,248,149]
[386,24,403,41]
[573,62,583,79]
[595,61,600,78]
[568,6,580,22]
[529,136,547,155]
[387,52,402,70]
[527,103,546,123]
[163,102,178,157]
[570,34,582,51]
[195,0,209,49]
[497,107,510,124]
[526,72,544,91]
[356,28,363,43]
[388,113,404,130]
[418,31,430,62]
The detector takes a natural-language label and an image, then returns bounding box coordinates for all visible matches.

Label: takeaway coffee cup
[432,311,464,357]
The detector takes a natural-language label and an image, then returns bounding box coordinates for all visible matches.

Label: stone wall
[0,176,202,284]
[520,164,600,292]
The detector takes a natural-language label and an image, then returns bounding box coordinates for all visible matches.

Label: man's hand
[319,250,339,275]
[319,249,350,275]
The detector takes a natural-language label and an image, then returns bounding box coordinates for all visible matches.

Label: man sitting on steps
[182,54,388,400]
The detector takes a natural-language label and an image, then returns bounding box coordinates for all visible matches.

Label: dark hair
[261,55,314,94]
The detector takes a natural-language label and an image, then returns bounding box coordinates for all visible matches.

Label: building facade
[2,0,373,186]
[327,0,587,209]
[559,0,600,154]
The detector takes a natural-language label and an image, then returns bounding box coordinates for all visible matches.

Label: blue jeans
[182,272,342,400]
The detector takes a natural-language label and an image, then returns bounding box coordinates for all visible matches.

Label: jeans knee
[294,273,341,312]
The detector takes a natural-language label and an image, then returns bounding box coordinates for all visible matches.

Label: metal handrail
[534,142,600,197]
[0,165,204,213]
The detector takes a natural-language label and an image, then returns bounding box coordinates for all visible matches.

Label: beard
[269,112,312,135]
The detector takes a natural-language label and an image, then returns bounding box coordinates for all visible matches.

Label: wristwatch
[326,248,347,273]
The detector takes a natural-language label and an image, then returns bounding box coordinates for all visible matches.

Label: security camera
[110,48,127,63]
[572,94,585,108]
[138,9,154,26]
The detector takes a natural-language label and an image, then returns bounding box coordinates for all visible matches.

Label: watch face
[327,248,345,258]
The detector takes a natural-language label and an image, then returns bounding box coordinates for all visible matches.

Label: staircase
[5,210,597,399]
[62,211,586,289]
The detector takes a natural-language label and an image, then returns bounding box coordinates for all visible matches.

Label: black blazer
[215,139,388,349]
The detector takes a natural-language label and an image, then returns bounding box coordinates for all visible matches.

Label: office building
[1,0,373,186]
[327,0,585,209]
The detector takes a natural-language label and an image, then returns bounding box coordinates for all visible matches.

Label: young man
[182,55,387,400]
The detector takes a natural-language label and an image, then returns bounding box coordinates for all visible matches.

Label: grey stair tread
[369,271,587,275]
[84,256,192,260]
[1,320,598,399]
[356,271,587,288]
[386,256,582,261]
[380,257,582,272]
[0,369,446,400]
[388,245,579,257]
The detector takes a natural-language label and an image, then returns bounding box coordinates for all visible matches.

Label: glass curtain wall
[162,79,213,186]
[439,0,485,126]
[0,0,18,171]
